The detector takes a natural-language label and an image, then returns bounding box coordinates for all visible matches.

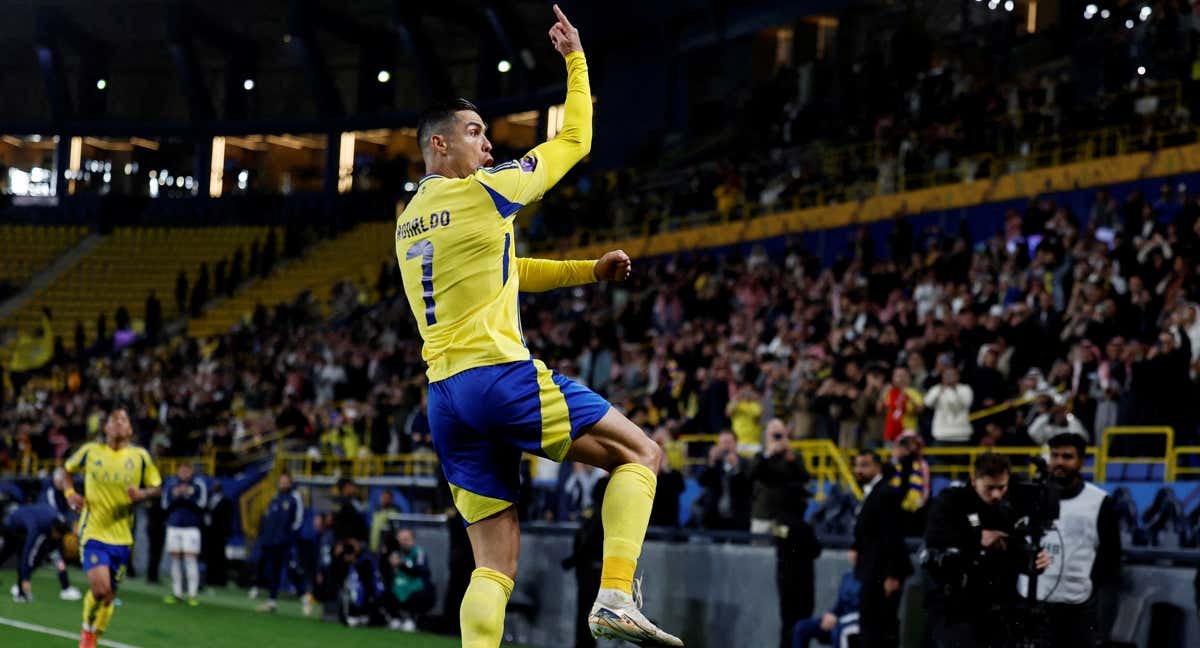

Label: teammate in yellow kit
[396,5,681,647]
[63,406,162,648]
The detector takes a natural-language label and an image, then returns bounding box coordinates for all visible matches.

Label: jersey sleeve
[472,51,592,217]
[140,449,163,488]
[516,257,597,292]
[64,443,95,474]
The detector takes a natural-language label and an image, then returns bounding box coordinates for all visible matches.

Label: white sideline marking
[0,616,143,648]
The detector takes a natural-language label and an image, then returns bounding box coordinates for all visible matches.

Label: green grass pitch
[0,569,521,648]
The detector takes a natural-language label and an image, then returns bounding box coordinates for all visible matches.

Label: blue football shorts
[428,359,611,524]
[82,539,130,589]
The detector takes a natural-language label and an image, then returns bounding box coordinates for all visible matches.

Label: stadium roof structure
[0,0,844,136]
[0,0,583,136]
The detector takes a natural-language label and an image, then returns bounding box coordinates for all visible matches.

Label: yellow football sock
[461,567,513,648]
[82,591,98,631]
[94,600,114,634]
[600,462,657,593]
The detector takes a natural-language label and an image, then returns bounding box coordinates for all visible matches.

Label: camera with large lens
[999,457,1062,648]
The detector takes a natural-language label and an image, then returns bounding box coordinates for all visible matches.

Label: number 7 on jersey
[405,240,436,325]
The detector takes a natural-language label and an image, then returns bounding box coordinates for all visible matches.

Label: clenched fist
[593,249,632,282]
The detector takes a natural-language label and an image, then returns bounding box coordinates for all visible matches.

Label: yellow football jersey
[397,51,594,382]
[64,442,162,546]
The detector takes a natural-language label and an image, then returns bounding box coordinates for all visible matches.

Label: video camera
[1000,456,1062,648]
[1006,456,1061,546]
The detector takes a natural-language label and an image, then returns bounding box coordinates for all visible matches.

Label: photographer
[1018,433,1121,648]
[749,419,810,535]
[922,453,1051,648]
[699,430,752,531]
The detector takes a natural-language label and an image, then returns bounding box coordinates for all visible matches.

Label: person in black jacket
[562,477,608,648]
[649,430,684,529]
[699,431,752,531]
[773,482,820,648]
[332,478,369,544]
[204,481,234,587]
[145,487,167,584]
[749,419,810,535]
[851,450,912,648]
[923,452,1050,648]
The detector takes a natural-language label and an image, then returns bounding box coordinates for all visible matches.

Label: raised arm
[539,4,592,186]
[473,5,592,208]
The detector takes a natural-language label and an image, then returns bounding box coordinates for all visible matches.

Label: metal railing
[224,422,1193,536]
[674,435,861,500]
[3,453,214,479]
[1174,446,1200,479]
[1098,426,1175,484]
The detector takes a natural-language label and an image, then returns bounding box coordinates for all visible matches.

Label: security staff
[923,453,1050,648]
[1018,433,1121,648]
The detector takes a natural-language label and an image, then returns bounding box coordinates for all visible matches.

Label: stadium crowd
[525,0,1200,247]
[1,176,1198,527]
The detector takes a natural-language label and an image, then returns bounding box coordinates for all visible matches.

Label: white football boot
[588,577,683,646]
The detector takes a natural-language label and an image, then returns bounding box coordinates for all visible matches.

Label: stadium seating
[185,221,395,338]
[1,226,271,349]
[0,224,88,292]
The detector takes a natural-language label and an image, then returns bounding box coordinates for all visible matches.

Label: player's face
[448,110,493,174]
[178,464,193,481]
[104,409,133,445]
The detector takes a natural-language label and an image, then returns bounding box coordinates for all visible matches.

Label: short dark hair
[973,452,1011,478]
[856,450,882,467]
[1047,433,1086,457]
[417,98,480,157]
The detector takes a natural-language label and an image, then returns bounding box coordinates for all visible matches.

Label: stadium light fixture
[243,79,255,91]
[1125,19,1134,29]
[497,59,512,73]
[95,79,107,90]
[1084,4,1097,19]
[377,70,391,83]
[1140,6,1152,21]
[404,181,416,192]
[1003,0,1013,11]
[1101,9,1110,18]
[1137,66,1147,76]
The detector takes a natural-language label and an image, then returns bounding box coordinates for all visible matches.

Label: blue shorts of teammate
[82,540,130,589]
[428,359,611,524]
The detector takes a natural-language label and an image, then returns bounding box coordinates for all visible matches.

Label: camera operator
[1017,433,1121,648]
[922,453,1051,648]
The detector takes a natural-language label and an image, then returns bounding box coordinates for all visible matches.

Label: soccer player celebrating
[161,463,207,606]
[64,406,163,648]
[396,5,681,646]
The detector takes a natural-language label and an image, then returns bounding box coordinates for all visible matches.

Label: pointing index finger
[552,4,573,29]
